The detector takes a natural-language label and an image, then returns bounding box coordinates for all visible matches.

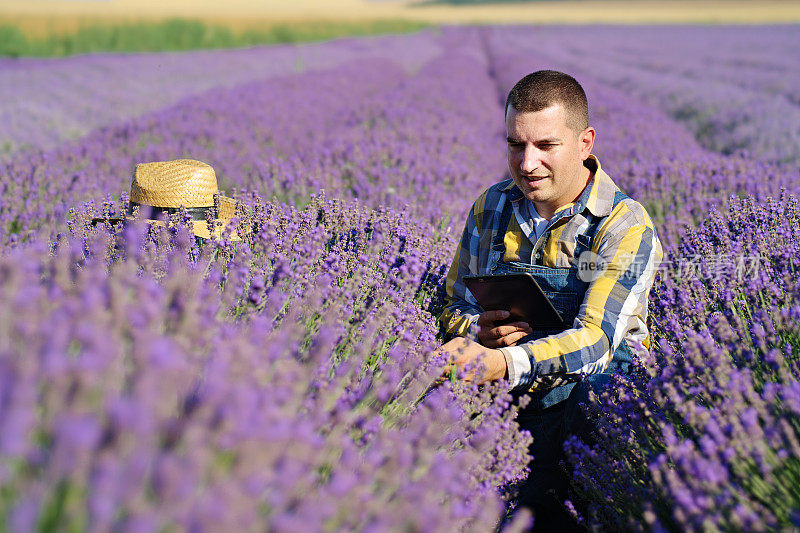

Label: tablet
[463,273,567,329]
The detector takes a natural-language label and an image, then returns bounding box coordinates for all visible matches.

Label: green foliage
[0,25,28,57]
[0,18,430,58]
[37,480,87,533]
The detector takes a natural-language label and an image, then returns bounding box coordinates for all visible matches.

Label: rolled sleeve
[498,346,531,389]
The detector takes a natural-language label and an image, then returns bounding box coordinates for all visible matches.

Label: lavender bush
[0,195,532,531]
[1,24,799,531]
[565,193,800,530]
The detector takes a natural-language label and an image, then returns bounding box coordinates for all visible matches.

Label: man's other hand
[437,337,507,384]
[477,310,533,348]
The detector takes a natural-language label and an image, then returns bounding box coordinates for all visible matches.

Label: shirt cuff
[498,345,531,389]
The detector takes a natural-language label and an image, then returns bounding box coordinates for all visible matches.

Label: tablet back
[464,273,567,330]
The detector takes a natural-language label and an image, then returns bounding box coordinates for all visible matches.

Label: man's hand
[437,336,507,384]
[477,310,533,348]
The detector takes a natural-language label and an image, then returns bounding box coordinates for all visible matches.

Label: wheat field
[2,0,799,37]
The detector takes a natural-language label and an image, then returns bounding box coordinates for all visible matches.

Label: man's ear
[579,126,596,159]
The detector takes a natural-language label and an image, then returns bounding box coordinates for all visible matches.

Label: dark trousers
[512,374,611,532]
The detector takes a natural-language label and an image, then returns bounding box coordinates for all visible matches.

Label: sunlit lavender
[1,24,799,531]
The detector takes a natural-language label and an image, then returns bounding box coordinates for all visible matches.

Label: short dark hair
[505,70,589,132]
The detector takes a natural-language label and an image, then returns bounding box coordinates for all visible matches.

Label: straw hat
[94,159,241,240]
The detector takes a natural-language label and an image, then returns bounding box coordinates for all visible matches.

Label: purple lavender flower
[2,24,799,531]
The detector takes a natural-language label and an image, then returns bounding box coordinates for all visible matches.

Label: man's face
[505,104,595,218]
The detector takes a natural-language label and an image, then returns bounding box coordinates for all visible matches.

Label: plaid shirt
[440,156,663,390]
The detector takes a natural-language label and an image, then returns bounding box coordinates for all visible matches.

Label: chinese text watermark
[576,251,761,283]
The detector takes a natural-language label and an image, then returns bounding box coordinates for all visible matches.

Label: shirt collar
[503,155,619,217]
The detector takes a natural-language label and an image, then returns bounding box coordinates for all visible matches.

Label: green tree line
[0,18,429,57]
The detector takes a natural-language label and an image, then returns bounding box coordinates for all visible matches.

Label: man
[438,71,662,529]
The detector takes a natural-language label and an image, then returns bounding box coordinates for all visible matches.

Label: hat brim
[142,218,240,241]
[90,196,243,241]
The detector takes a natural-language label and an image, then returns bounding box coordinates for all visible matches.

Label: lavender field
[1,25,799,531]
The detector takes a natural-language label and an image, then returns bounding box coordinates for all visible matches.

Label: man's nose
[520,145,541,173]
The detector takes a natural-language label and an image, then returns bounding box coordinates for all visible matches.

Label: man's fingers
[501,331,531,347]
[477,309,509,325]
[488,322,532,338]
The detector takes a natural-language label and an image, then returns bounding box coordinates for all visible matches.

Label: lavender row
[484,25,800,165]
[0,30,443,160]
[1,32,506,247]
[4,25,798,168]
[4,27,798,252]
[4,26,797,246]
